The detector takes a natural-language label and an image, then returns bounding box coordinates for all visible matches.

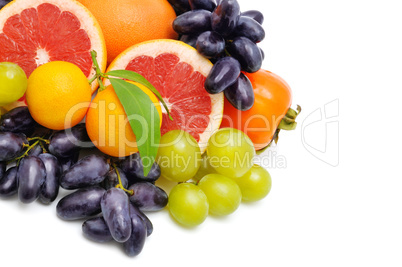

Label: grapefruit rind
[0,0,107,92]
[106,39,224,153]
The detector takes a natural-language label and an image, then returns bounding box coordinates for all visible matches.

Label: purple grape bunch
[0,107,165,257]
[170,0,265,111]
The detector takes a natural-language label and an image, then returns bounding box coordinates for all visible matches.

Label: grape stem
[112,162,134,196]
[27,136,50,144]
[9,140,40,165]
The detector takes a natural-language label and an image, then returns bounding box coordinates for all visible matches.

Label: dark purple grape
[0,0,11,9]
[56,186,106,220]
[102,167,129,190]
[123,211,147,257]
[260,48,265,60]
[234,16,265,43]
[224,73,255,111]
[48,123,92,158]
[227,37,263,73]
[0,166,18,197]
[0,107,36,134]
[180,34,199,48]
[205,57,241,94]
[120,153,161,184]
[27,143,43,157]
[60,154,109,190]
[38,153,61,204]
[17,156,46,204]
[101,188,132,243]
[0,132,28,161]
[128,182,168,212]
[241,10,264,25]
[82,216,113,243]
[173,10,212,35]
[0,162,5,180]
[168,0,191,15]
[211,0,240,37]
[189,0,217,11]
[196,31,225,58]
[58,151,80,173]
[129,204,153,237]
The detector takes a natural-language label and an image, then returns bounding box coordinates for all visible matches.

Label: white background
[1,0,402,266]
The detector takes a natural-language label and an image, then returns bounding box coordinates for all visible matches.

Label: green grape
[235,164,272,202]
[0,62,27,106]
[192,152,217,182]
[168,183,209,227]
[198,173,242,216]
[207,128,255,178]
[156,130,201,182]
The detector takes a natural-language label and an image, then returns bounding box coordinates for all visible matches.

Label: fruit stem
[27,136,50,144]
[9,140,40,164]
[278,105,302,131]
[90,50,106,91]
[112,162,134,196]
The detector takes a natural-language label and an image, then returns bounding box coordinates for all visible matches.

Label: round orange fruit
[26,61,92,130]
[86,82,163,158]
[77,0,178,64]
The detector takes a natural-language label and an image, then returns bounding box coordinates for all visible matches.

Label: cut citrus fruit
[0,0,107,93]
[106,39,224,153]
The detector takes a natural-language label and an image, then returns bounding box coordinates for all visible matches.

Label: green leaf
[109,78,161,177]
[106,69,173,120]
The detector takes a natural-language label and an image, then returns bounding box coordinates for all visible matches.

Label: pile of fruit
[0,0,300,257]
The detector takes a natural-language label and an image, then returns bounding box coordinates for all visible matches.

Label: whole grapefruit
[77,0,178,64]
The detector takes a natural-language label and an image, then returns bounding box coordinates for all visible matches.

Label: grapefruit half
[0,0,107,94]
[106,39,224,153]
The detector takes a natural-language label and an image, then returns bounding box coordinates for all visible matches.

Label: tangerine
[85,82,163,158]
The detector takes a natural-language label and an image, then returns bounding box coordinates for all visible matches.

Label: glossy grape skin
[0,166,18,197]
[204,57,241,94]
[224,73,255,111]
[0,0,11,9]
[0,107,36,134]
[260,48,265,60]
[58,152,80,173]
[38,153,61,204]
[82,216,113,243]
[0,161,5,180]
[189,0,217,11]
[56,186,106,220]
[198,173,242,216]
[168,0,191,14]
[196,31,225,58]
[234,164,272,202]
[234,16,265,43]
[17,156,46,204]
[207,128,255,178]
[168,183,209,227]
[128,182,168,212]
[60,154,109,190]
[227,37,263,73]
[193,153,217,182]
[211,0,240,37]
[130,204,153,237]
[0,62,27,106]
[241,10,264,25]
[123,209,147,257]
[0,132,28,161]
[173,10,212,35]
[156,130,201,182]
[48,123,91,158]
[120,153,161,184]
[180,35,198,48]
[102,167,129,190]
[27,143,43,156]
[101,188,132,243]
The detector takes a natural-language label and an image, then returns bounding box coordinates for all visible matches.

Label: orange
[77,0,178,64]
[86,82,163,158]
[26,61,92,130]
[106,39,224,153]
[0,0,107,93]
[220,69,293,150]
